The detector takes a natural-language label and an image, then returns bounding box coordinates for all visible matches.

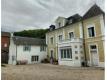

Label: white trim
[68,30,75,39]
[88,43,99,66]
[87,24,96,38]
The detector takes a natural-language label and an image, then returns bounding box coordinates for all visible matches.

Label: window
[75,51,78,54]
[60,48,72,59]
[88,27,95,37]
[75,45,77,48]
[58,35,62,41]
[69,32,74,39]
[58,22,61,27]
[31,56,39,61]
[90,45,97,53]
[50,50,54,58]
[40,46,46,51]
[80,45,82,48]
[23,45,31,51]
[50,37,53,44]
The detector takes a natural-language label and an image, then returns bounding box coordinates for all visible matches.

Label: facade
[1,32,10,63]
[8,34,47,65]
[46,4,105,67]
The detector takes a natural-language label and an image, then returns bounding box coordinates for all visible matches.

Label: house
[46,4,104,67]
[8,34,47,65]
[1,32,10,63]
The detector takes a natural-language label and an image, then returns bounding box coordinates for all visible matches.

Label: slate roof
[1,32,10,37]
[12,36,46,46]
[66,14,82,25]
[83,4,104,19]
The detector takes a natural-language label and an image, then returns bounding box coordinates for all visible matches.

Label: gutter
[81,21,87,67]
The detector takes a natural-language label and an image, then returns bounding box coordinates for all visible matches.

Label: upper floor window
[58,35,62,41]
[23,45,31,51]
[40,46,46,51]
[50,37,53,44]
[58,22,61,27]
[88,27,95,37]
[69,32,74,39]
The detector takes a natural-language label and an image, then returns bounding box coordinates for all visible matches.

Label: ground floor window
[31,56,39,62]
[60,48,72,59]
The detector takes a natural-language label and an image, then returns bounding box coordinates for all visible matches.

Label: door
[90,45,99,66]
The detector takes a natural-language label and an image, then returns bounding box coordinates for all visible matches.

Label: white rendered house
[8,35,47,65]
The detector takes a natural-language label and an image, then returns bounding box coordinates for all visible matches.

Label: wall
[83,14,104,67]
[17,45,47,64]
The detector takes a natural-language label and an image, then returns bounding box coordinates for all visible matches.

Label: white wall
[8,38,17,65]
[17,45,47,64]
[9,38,47,65]
[58,42,84,67]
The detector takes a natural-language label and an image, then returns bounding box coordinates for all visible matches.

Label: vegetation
[14,29,49,39]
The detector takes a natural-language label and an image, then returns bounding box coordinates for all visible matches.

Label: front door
[90,45,99,66]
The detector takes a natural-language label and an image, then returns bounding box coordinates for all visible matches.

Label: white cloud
[1,0,105,32]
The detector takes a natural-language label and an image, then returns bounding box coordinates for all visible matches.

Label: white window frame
[67,30,75,39]
[50,37,54,44]
[23,45,31,51]
[60,47,72,60]
[58,34,63,41]
[87,24,96,38]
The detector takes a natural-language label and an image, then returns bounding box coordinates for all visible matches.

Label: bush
[41,58,50,63]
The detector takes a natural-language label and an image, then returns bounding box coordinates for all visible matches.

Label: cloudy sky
[1,0,104,32]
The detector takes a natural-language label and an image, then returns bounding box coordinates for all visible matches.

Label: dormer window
[69,19,73,24]
[58,22,61,27]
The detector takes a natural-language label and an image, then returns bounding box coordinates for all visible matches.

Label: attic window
[58,22,61,27]
[23,45,31,51]
[69,19,73,24]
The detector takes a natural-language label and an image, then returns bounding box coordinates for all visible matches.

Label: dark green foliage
[14,29,49,39]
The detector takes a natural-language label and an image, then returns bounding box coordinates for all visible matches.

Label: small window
[69,32,74,39]
[80,45,82,48]
[40,46,46,51]
[58,22,61,27]
[58,35,62,41]
[75,51,78,54]
[75,45,77,48]
[90,45,97,53]
[88,27,95,37]
[31,56,39,62]
[50,37,53,44]
[75,56,78,60]
[23,45,31,51]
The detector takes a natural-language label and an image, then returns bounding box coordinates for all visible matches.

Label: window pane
[69,48,72,58]
[64,49,66,58]
[67,49,70,58]
[90,45,96,49]
[61,49,63,58]
[88,27,95,37]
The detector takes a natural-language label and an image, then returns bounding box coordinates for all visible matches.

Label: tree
[14,29,49,39]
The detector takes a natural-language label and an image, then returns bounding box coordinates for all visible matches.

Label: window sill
[61,59,72,61]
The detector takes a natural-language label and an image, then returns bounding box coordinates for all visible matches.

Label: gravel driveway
[1,64,104,80]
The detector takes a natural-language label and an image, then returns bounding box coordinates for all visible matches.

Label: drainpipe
[81,21,87,67]
[16,44,17,65]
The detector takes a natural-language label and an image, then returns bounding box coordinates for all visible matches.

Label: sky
[1,0,105,32]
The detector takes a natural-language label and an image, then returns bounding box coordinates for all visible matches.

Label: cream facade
[46,4,104,67]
